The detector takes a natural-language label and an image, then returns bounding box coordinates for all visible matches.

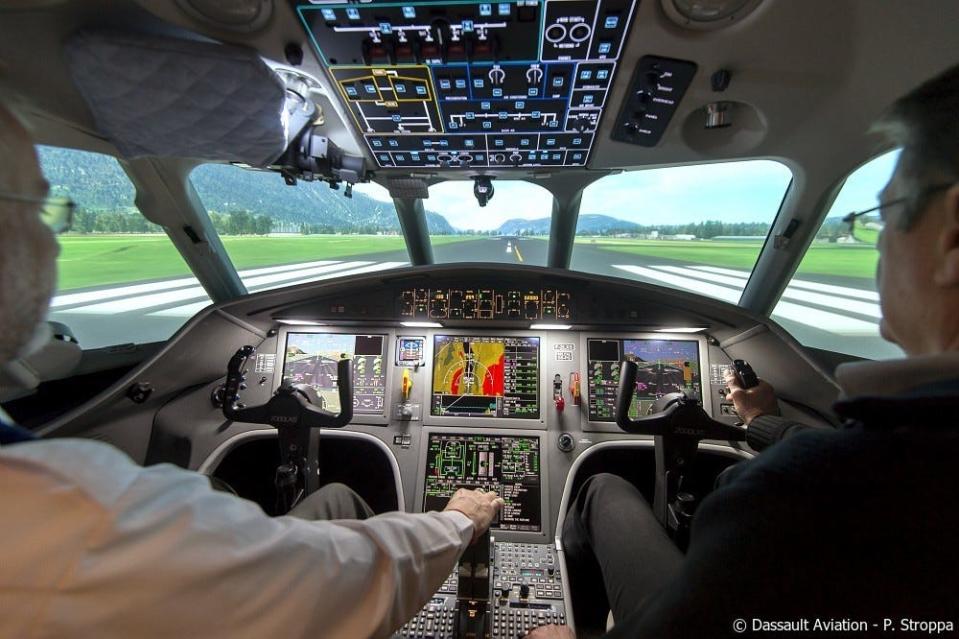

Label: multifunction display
[431,335,539,418]
[587,338,702,420]
[282,333,387,415]
[294,0,638,168]
[424,433,541,532]
[399,287,571,320]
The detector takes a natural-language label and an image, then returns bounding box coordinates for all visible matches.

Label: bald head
[0,102,59,362]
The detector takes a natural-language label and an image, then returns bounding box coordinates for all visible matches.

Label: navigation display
[587,338,702,421]
[282,333,387,415]
[423,433,541,532]
[431,335,539,419]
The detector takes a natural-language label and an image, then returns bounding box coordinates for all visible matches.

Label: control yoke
[222,345,353,513]
[615,359,742,441]
[615,360,745,542]
[222,345,353,429]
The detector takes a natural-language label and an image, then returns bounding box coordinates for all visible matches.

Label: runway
[50,236,899,358]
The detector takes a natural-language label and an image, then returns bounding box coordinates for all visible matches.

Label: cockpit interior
[1,1,957,637]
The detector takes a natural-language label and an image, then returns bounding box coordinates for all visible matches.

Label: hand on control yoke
[724,368,779,425]
[444,488,505,543]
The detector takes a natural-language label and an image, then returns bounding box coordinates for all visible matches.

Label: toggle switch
[553,373,564,412]
[401,368,413,402]
[568,372,582,406]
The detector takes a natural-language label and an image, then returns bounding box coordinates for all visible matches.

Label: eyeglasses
[0,192,75,234]
[842,182,956,245]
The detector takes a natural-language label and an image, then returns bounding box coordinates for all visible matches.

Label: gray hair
[873,64,959,228]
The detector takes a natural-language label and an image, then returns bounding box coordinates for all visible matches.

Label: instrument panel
[293,0,639,168]
[273,327,716,430]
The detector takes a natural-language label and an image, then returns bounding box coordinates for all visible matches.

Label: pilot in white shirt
[0,101,503,639]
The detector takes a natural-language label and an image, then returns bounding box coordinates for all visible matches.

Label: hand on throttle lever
[523,624,576,638]
[443,488,505,543]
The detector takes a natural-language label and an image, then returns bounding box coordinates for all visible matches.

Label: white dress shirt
[0,438,472,639]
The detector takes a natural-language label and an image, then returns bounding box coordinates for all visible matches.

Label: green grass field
[577,238,878,280]
[55,234,478,291]
[54,233,878,292]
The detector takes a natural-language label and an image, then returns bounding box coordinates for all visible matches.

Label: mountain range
[36,147,454,234]
[36,147,690,237]
[495,214,641,235]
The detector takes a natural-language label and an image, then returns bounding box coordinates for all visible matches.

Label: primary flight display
[587,338,703,420]
[431,335,540,418]
[281,332,387,415]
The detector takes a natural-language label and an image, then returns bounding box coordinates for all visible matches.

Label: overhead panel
[293,0,639,169]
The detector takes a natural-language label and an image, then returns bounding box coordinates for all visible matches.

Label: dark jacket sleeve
[746,414,810,452]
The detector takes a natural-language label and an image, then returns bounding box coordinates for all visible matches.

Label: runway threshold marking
[612,263,880,335]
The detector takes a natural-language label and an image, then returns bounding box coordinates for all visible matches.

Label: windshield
[428,181,553,266]
[190,164,410,293]
[569,161,793,303]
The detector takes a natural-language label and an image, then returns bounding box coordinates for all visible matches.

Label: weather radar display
[281,333,387,415]
[431,335,539,419]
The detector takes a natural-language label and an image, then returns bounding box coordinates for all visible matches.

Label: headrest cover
[65,30,288,166]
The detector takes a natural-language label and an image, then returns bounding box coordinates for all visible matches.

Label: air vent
[176,0,273,33]
[661,0,762,30]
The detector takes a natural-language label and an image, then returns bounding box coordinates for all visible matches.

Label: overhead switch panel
[294,0,639,168]
[611,55,697,147]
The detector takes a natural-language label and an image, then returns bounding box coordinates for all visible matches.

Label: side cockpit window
[37,146,211,349]
[771,150,902,359]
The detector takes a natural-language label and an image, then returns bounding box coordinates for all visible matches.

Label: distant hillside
[496,214,641,235]
[36,147,455,234]
[496,217,550,235]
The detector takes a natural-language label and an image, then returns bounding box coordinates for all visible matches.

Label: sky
[355,151,901,232]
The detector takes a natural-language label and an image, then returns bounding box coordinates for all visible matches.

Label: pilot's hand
[524,624,575,639]
[724,368,779,425]
[443,488,505,542]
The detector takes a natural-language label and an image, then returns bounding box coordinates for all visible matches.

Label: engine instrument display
[431,335,539,418]
[587,338,702,421]
[282,333,387,415]
[424,433,541,532]
[293,0,639,168]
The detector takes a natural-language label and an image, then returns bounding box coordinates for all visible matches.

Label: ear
[933,184,959,287]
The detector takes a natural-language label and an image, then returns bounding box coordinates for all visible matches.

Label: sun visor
[65,30,292,166]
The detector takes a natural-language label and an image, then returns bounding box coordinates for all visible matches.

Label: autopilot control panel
[399,287,572,321]
[293,0,639,168]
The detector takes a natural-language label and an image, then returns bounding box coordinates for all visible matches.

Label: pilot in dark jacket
[531,64,959,639]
